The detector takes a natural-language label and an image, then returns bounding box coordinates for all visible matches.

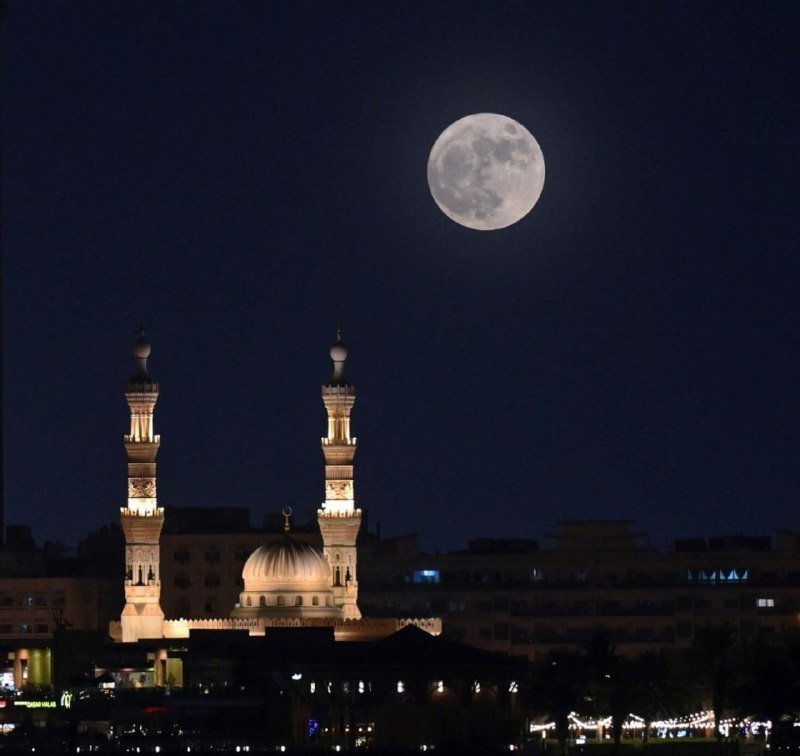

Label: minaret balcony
[318,506,362,520]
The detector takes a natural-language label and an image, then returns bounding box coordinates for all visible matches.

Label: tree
[632,649,683,742]
[529,648,586,756]
[736,634,800,729]
[685,623,740,740]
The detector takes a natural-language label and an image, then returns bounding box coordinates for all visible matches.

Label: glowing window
[757,598,775,608]
[413,570,440,584]
[397,681,404,693]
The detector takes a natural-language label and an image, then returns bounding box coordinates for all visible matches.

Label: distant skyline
[3,2,799,551]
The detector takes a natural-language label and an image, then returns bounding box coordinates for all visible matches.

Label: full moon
[427,113,545,231]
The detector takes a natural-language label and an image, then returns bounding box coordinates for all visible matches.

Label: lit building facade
[119,333,165,642]
[356,521,800,659]
[109,333,440,643]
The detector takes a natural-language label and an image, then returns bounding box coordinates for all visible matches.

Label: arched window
[259,595,267,607]
[312,596,319,606]
[277,595,285,607]
[295,596,303,606]
[246,596,252,607]
[326,596,333,606]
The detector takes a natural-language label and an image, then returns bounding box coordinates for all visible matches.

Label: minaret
[318,332,362,619]
[119,332,165,641]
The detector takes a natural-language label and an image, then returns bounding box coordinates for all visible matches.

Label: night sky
[3,2,799,552]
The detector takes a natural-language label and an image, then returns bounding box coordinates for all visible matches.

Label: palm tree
[530,648,586,756]
[633,649,682,742]
[685,623,740,740]
[736,634,800,731]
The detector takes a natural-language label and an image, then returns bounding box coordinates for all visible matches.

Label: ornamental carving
[326,480,353,500]
[128,478,156,498]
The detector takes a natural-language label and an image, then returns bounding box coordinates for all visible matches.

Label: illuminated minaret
[119,332,165,641]
[318,332,362,619]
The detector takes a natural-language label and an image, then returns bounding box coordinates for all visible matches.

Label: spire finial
[282,506,293,533]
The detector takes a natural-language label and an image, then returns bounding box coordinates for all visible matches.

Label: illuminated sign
[15,700,56,709]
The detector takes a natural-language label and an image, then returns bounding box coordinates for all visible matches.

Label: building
[110,331,440,644]
[357,521,800,659]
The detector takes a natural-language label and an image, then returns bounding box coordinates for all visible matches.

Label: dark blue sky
[3,2,799,552]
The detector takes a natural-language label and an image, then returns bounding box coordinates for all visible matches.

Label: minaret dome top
[134,332,151,360]
[329,330,349,384]
[131,330,153,382]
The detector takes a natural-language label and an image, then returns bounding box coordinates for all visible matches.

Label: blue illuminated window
[688,568,749,585]
[413,569,440,584]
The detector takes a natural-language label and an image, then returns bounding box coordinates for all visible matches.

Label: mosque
[109,332,440,644]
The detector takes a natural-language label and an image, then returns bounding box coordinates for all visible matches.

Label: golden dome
[242,538,331,592]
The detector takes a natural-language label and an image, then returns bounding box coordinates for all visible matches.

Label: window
[204,574,221,589]
[246,597,252,607]
[312,596,319,606]
[295,596,303,606]
[259,596,267,607]
[688,567,749,584]
[235,545,250,561]
[413,570,440,584]
[0,625,12,634]
[757,598,775,608]
[204,599,217,614]
[19,623,31,634]
[448,600,466,612]
[277,595,286,607]
[174,575,190,590]
[174,550,190,564]
[34,624,48,634]
[204,548,221,564]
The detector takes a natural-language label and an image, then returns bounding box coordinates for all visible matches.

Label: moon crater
[427,113,545,231]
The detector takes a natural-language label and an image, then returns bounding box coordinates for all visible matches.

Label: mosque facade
[109,333,440,644]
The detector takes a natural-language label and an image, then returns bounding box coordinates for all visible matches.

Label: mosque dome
[232,536,338,619]
[242,538,331,592]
